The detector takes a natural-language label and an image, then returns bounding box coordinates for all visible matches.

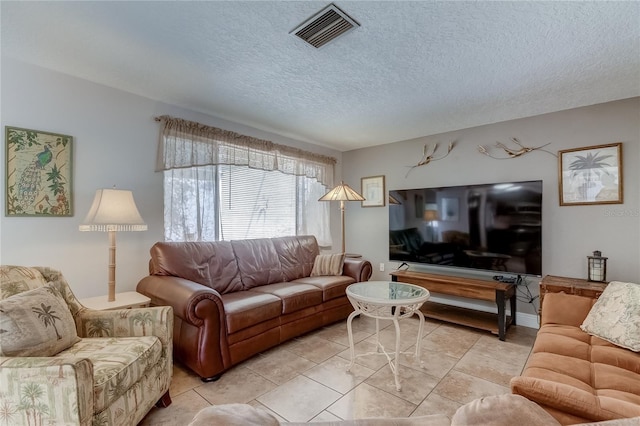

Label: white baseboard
[428,295,540,330]
[515,312,540,329]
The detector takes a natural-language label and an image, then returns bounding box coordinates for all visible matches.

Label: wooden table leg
[496,289,506,341]
[510,288,517,326]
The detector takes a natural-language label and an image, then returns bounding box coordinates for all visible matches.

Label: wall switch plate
[379,263,385,272]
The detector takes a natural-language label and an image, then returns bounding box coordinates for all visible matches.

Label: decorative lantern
[587,250,608,282]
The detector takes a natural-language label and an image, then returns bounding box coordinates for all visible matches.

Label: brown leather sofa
[137,235,372,381]
[510,292,640,424]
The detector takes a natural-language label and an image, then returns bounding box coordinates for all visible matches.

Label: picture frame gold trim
[558,142,623,206]
[361,175,385,207]
[5,126,73,216]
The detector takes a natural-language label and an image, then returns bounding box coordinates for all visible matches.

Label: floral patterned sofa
[0,266,174,426]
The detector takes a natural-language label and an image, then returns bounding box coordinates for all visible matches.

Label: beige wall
[342,98,639,320]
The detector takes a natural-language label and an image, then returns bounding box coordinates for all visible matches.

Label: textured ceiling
[2,1,639,151]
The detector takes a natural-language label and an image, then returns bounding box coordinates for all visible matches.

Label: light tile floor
[140,316,536,425]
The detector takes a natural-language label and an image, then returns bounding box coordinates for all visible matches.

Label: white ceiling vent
[291,3,360,48]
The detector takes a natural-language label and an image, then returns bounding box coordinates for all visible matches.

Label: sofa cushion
[271,236,319,281]
[532,326,592,360]
[149,241,243,294]
[541,292,596,328]
[231,239,284,289]
[581,281,640,352]
[251,282,323,314]
[57,336,162,412]
[221,291,282,334]
[0,265,48,299]
[0,284,80,356]
[311,253,345,276]
[294,275,355,301]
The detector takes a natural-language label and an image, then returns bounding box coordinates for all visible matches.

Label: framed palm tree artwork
[5,126,73,216]
[558,142,623,206]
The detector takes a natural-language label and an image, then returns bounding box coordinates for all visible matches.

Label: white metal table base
[346,302,425,391]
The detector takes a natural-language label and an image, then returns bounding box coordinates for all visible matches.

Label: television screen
[389,180,542,276]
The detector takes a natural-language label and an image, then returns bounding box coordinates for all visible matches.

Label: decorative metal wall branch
[405,141,455,178]
[477,138,556,159]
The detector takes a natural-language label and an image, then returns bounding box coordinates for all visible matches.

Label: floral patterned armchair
[0,266,173,426]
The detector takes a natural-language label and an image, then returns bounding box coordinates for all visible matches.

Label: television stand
[390,270,516,341]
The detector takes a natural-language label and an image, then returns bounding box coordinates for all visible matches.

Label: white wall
[0,59,343,298]
[343,98,640,322]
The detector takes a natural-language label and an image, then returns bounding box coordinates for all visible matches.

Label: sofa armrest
[343,258,372,282]
[137,276,224,325]
[510,375,640,422]
[137,275,229,379]
[0,356,94,425]
[540,292,596,327]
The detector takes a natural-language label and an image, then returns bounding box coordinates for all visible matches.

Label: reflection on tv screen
[389,180,542,276]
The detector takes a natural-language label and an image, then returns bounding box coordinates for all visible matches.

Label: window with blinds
[219,165,296,240]
[163,165,330,244]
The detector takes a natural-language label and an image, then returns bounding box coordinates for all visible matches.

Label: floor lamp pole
[108,230,116,302]
[340,200,346,253]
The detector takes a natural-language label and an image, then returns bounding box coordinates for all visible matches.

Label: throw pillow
[451,394,560,426]
[310,253,345,276]
[0,283,80,356]
[580,281,640,352]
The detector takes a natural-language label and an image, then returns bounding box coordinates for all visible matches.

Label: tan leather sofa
[137,235,372,381]
[511,292,640,424]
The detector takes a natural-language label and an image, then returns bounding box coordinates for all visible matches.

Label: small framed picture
[5,126,73,216]
[441,197,459,221]
[361,175,385,207]
[558,142,623,206]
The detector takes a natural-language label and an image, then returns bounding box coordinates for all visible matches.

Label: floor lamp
[423,207,439,242]
[318,181,365,253]
[79,188,147,302]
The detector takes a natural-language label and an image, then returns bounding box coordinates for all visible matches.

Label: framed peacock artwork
[5,126,73,216]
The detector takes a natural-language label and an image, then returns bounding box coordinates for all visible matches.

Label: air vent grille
[291,4,360,48]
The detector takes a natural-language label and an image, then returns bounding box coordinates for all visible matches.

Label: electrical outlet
[379,263,385,272]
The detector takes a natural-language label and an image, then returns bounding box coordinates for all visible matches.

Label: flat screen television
[389,180,542,277]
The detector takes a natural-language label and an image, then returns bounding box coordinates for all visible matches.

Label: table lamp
[318,181,365,253]
[79,188,147,302]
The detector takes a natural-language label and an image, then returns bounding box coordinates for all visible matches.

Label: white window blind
[163,165,331,245]
[219,165,296,240]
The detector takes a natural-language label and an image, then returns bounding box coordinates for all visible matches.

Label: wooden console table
[390,270,516,341]
[539,275,608,316]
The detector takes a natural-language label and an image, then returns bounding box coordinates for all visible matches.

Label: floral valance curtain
[155,115,336,187]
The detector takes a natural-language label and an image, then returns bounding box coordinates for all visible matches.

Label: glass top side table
[345,281,430,391]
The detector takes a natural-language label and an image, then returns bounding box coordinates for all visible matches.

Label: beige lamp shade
[388,194,401,205]
[80,189,147,232]
[423,210,439,221]
[79,188,147,302]
[318,181,365,254]
[423,202,439,221]
[318,182,365,202]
